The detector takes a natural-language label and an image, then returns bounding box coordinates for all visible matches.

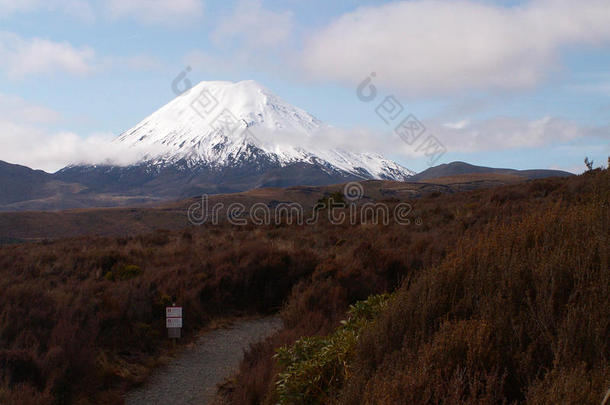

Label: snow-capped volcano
[57,80,413,198]
[115,80,414,180]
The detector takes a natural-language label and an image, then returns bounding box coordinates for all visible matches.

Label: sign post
[166,305,182,343]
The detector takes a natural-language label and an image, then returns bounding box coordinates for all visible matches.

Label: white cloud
[549,164,584,174]
[443,119,470,130]
[0,0,95,21]
[0,32,165,78]
[0,94,61,124]
[0,126,155,172]
[0,0,203,24]
[105,0,204,26]
[301,0,610,95]
[0,94,153,172]
[283,116,608,158]
[212,0,293,50]
[0,32,95,77]
[185,1,295,78]
[0,0,40,16]
[431,116,609,152]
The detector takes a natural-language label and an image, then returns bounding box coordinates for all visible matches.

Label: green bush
[315,191,346,210]
[104,264,142,281]
[274,293,391,404]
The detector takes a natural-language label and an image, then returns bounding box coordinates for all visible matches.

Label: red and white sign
[166,306,182,328]
[166,307,182,318]
[166,317,182,328]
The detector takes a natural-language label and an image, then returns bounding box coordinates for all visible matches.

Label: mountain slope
[0,160,87,206]
[0,160,52,204]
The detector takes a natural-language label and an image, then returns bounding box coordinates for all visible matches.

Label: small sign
[166,307,182,318]
[166,306,183,338]
[166,317,183,328]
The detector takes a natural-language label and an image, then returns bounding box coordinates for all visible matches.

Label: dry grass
[0,174,529,241]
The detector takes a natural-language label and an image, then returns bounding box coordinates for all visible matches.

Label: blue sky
[0,0,608,173]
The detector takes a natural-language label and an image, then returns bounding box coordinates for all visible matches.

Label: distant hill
[0,160,51,204]
[0,160,165,211]
[411,161,573,182]
[0,160,87,206]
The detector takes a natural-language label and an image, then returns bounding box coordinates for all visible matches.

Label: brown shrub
[336,171,609,404]
[0,170,607,403]
[228,169,609,404]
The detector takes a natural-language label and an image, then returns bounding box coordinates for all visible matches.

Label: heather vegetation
[338,188,609,404]
[226,168,609,404]
[0,169,607,404]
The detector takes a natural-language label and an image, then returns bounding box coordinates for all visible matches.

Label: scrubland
[0,169,607,404]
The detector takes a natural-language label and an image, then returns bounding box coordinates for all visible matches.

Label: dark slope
[411,161,573,181]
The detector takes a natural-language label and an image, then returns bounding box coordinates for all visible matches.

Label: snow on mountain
[115,80,414,180]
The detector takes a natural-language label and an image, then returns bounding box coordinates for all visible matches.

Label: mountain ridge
[0,159,575,212]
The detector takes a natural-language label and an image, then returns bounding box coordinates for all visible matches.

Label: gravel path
[125,316,282,405]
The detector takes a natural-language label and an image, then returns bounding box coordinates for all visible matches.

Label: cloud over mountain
[301,0,610,95]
